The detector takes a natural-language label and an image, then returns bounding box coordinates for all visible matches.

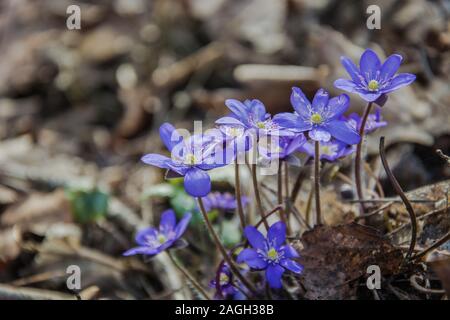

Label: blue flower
[209,264,243,299]
[273,87,360,145]
[141,123,227,197]
[334,49,416,102]
[123,210,191,257]
[300,139,354,162]
[258,133,306,166]
[345,109,387,134]
[216,99,293,138]
[237,221,303,289]
[200,192,249,213]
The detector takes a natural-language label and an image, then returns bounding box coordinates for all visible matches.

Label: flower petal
[141,153,171,169]
[175,212,192,238]
[244,226,267,250]
[225,99,250,125]
[333,79,358,93]
[308,128,331,142]
[357,91,382,102]
[325,120,361,145]
[265,264,285,289]
[184,167,211,197]
[159,123,181,152]
[280,245,299,258]
[267,221,286,249]
[273,113,312,132]
[123,246,159,256]
[311,89,329,112]
[215,116,246,127]
[290,87,312,119]
[340,56,362,83]
[250,99,267,121]
[286,134,306,155]
[135,227,158,246]
[159,209,176,233]
[237,248,268,269]
[359,49,381,82]
[380,54,402,83]
[280,259,304,274]
[327,94,350,119]
[383,73,416,93]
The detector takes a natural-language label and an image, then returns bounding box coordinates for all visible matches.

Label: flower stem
[355,101,373,213]
[234,160,246,229]
[283,160,292,234]
[314,141,322,225]
[251,163,268,229]
[277,162,287,225]
[167,251,210,300]
[197,197,258,296]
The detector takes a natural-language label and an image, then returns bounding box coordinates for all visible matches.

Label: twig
[251,163,268,229]
[412,231,450,260]
[234,161,246,230]
[387,207,448,237]
[314,141,322,225]
[410,275,445,295]
[379,137,417,261]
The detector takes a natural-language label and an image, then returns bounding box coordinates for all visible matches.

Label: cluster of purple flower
[124,49,415,297]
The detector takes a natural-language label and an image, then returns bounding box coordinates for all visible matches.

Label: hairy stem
[314,141,322,225]
[197,197,257,295]
[283,160,292,234]
[277,162,287,225]
[251,163,268,229]
[167,251,210,300]
[234,160,246,229]
[354,101,373,213]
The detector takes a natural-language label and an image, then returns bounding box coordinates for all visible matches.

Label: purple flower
[237,221,303,289]
[209,264,239,299]
[345,109,387,134]
[216,99,293,138]
[258,133,306,166]
[141,123,226,197]
[334,49,416,102]
[273,87,360,145]
[200,192,249,212]
[300,139,354,162]
[123,210,191,257]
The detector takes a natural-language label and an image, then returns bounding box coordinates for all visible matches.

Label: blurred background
[0,0,449,299]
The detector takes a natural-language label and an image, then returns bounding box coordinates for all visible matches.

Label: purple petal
[135,227,158,246]
[244,226,267,250]
[225,99,250,124]
[273,113,312,132]
[159,123,181,152]
[175,212,192,238]
[325,120,361,145]
[286,134,306,155]
[308,128,331,142]
[280,245,299,258]
[184,167,211,197]
[280,259,304,274]
[265,264,285,289]
[359,49,381,82]
[141,153,171,169]
[311,89,329,112]
[250,99,267,121]
[159,209,176,233]
[333,79,358,93]
[237,248,268,269]
[357,91,382,102]
[327,94,350,119]
[380,54,402,82]
[383,73,416,93]
[215,116,245,127]
[290,87,312,119]
[123,246,159,256]
[267,221,286,249]
[340,56,362,83]
[166,163,190,176]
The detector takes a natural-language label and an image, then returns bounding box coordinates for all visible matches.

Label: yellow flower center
[311,113,323,124]
[157,234,166,244]
[229,127,241,137]
[185,153,197,165]
[267,248,278,261]
[368,80,379,91]
[256,122,266,129]
[219,273,229,285]
[321,146,331,155]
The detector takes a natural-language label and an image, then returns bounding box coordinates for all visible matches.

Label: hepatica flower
[334,48,416,102]
[217,99,293,138]
[200,191,249,212]
[300,139,354,162]
[209,264,240,299]
[274,87,360,145]
[258,133,306,166]
[141,123,226,197]
[345,109,387,134]
[237,221,303,289]
[124,210,191,257]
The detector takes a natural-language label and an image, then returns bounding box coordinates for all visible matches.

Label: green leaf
[66,188,109,224]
